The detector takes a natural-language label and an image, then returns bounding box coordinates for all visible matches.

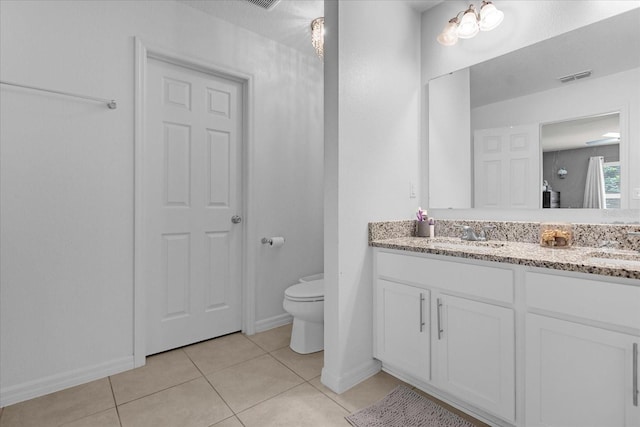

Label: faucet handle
[479,225,495,241]
[454,224,470,239]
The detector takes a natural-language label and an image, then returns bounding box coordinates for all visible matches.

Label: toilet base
[290,319,324,354]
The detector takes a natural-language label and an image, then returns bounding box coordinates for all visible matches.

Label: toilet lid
[285,279,324,301]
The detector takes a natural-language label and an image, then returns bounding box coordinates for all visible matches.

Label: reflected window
[603,161,620,209]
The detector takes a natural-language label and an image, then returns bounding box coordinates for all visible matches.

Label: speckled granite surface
[369,220,640,280]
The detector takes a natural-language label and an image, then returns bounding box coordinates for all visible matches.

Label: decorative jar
[539,222,573,248]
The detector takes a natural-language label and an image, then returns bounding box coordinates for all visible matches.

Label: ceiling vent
[558,70,592,83]
[244,0,281,10]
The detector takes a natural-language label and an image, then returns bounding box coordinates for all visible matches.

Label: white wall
[0,0,323,406]
[421,0,640,222]
[322,0,421,393]
[472,68,640,209]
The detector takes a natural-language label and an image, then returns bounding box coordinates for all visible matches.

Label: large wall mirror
[427,8,640,210]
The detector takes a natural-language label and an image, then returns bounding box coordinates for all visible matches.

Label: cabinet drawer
[525,271,640,329]
[377,251,513,303]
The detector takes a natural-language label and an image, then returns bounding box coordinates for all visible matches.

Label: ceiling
[469,8,638,152]
[470,8,640,109]
[541,113,620,153]
[179,0,444,57]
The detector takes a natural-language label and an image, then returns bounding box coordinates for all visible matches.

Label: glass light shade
[437,20,459,46]
[479,2,504,31]
[457,9,479,39]
[311,17,324,59]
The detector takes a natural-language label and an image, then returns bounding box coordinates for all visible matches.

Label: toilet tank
[299,273,324,283]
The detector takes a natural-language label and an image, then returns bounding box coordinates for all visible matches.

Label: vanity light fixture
[311,17,325,60]
[437,1,504,46]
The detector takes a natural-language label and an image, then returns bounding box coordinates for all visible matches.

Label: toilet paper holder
[261,237,285,245]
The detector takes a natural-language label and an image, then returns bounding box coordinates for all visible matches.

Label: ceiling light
[311,17,324,60]
[585,138,620,146]
[602,132,620,138]
[437,1,504,46]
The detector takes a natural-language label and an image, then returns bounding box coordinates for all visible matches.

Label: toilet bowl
[283,278,324,354]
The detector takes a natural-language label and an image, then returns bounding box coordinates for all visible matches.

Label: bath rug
[345,385,476,427]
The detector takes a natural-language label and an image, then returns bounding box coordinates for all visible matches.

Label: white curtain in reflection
[583,156,606,208]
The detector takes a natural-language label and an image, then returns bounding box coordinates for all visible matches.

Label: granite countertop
[370,236,640,280]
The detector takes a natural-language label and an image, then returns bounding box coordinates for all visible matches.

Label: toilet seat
[284,279,324,302]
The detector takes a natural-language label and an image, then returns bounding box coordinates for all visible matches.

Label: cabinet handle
[634,343,638,407]
[419,293,425,332]
[437,298,443,340]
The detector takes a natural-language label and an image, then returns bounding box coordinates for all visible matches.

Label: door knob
[231,215,242,224]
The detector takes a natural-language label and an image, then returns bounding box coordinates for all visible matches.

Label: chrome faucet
[456,225,495,241]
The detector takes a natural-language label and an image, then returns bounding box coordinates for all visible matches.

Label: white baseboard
[253,313,292,334]
[321,358,381,394]
[0,356,134,407]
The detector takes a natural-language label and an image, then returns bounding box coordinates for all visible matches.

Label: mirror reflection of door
[541,112,620,209]
[473,124,540,209]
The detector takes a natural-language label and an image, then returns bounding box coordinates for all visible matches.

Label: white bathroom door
[144,57,243,355]
[474,125,539,209]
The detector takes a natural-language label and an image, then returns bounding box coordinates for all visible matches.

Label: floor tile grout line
[193,350,268,378]
[206,414,246,427]
[182,346,237,417]
[114,374,203,408]
[183,338,271,377]
[263,352,314,385]
[305,376,357,414]
[186,330,306,421]
[242,324,292,352]
[206,352,306,415]
[244,336,290,353]
[231,379,308,417]
[107,376,124,427]
[302,376,354,415]
[46,380,122,427]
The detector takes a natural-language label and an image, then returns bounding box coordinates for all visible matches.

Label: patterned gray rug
[345,385,476,427]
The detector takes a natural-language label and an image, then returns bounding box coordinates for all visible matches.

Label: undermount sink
[584,251,640,268]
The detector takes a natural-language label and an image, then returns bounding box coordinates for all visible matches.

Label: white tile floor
[0,324,488,427]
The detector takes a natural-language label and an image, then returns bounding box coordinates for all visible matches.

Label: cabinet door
[375,279,430,382]
[526,314,640,427]
[434,294,515,421]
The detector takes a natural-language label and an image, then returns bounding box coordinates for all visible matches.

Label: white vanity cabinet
[374,249,516,422]
[434,293,515,421]
[374,279,430,382]
[525,272,640,427]
[373,247,640,427]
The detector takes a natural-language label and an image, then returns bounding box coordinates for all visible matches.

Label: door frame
[133,37,256,366]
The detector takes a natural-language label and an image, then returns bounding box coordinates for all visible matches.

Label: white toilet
[283,274,324,354]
